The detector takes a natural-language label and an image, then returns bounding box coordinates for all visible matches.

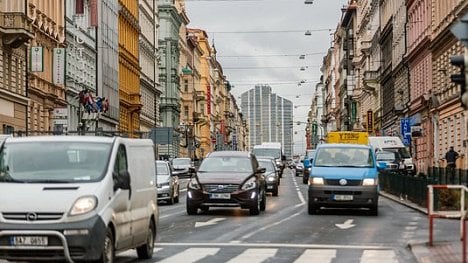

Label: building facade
[139,0,160,132]
[65,0,97,133]
[240,85,293,156]
[118,0,141,133]
[27,0,67,132]
[97,0,119,131]
[0,0,33,133]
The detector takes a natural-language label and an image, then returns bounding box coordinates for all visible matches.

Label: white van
[0,136,158,262]
[368,136,415,175]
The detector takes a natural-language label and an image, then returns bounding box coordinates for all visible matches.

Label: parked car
[258,158,280,196]
[186,151,267,215]
[171,157,195,178]
[156,160,179,204]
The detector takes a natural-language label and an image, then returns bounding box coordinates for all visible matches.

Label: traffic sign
[400,118,411,146]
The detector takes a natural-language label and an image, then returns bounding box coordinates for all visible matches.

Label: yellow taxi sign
[326,131,369,145]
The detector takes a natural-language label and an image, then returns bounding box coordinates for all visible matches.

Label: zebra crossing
[117,244,403,263]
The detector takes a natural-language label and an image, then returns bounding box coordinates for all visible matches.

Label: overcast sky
[185,0,347,153]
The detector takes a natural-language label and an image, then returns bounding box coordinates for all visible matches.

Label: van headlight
[363,178,377,186]
[309,177,324,185]
[241,177,257,190]
[69,196,97,216]
[188,178,201,190]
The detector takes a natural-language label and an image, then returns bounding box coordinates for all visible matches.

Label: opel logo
[339,179,347,186]
[26,212,38,221]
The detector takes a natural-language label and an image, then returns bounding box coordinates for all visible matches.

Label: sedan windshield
[156,163,170,175]
[198,156,252,173]
[258,160,276,172]
[314,147,374,167]
[0,141,112,183]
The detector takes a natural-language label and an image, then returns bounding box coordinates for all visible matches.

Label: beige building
[431,0,467,169]
[0,0,33,133]
[27,0,67,132]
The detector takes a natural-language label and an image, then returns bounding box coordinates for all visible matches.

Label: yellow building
[118,0,141,133]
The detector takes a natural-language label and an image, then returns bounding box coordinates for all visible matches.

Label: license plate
[10,236,48,246]
[210,193,231,199]
[334,195,353,201]
[267,186,274,189]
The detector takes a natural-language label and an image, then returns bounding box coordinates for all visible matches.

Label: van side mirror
[377,162,387,170]
[113,170,131,191]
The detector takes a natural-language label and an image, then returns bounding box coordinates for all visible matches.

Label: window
[113,145,128,176]
[184,106,189,120]
[184,80,188,92]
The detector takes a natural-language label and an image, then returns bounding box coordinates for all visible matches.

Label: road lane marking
[292,174,306,205]
[335,219,356,229]
[160,210,186,219]
[226,248,277,263]
[293,249,336,263]
[361,250,398,263]
[155,242,392,250]
[157,248,219,263]
[195,218,226,228]
[240,212,302,240]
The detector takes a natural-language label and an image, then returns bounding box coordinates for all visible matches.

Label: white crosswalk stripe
[157,247,220,263]
[225,248,277,263]
[361,250,399,263]
[293,249,336,263]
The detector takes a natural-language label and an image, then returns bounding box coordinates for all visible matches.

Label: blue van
[307,143,386,216]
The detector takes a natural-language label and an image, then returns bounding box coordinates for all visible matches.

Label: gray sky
[185,0,347,154]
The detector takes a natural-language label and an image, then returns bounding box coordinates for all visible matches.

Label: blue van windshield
[315,147,374,167]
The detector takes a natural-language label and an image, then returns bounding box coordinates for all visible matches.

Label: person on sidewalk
[444,146,459,183]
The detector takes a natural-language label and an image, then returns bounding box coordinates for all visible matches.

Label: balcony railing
[195,90,206,101]
[0,12,34,48]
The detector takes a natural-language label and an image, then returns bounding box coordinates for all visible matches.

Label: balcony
[0,12,33,48]
[195,90,206,101]
[363,70,380,92]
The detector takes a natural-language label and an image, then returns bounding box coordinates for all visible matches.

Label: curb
[379,191,427,214]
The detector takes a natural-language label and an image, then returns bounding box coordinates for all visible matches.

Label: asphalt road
[2,169,459,263]
[114,168,443,263]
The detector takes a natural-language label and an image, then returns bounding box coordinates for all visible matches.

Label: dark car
[258,158,279,196]
[186,151,267,215]
[171,157,195,178]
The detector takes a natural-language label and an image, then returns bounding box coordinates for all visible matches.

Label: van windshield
[315,147,374,167]
[0,142,112,183]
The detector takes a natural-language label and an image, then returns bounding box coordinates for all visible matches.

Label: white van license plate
[210,193,231,199]
[11,236,48,246]
[334,195,353,201]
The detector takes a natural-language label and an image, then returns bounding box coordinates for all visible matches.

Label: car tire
[369,205,378,216]
[95,227,114,263]
[186,200,198,215]
[272,185,279,197]
[303,176,308,185]
[260,189,266,211]
[136,219,155,259]
[249,191,261,215]
[308,203,317,215]
[200,206,209,213]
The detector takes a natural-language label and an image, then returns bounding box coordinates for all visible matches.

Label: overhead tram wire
[218,52,325,58]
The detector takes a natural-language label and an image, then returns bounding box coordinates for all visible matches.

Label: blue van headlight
[363,178,377,186]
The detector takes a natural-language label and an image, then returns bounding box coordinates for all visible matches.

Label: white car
[156,160,180,204]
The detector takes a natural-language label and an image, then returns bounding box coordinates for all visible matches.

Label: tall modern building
[240,84,293,157]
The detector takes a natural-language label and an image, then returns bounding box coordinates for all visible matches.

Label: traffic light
[450,54,468,108]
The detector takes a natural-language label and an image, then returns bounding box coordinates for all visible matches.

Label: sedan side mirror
[377,161,387,170]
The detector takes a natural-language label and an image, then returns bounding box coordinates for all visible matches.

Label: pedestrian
[445,146,459,183]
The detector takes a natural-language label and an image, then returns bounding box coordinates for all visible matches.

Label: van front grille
[2,212,64,221]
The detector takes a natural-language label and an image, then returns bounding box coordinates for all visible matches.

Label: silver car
[156,160,180,204]
[258,158,280,196]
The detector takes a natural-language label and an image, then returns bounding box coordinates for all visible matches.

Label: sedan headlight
[363,178,377,186]
[241,177,257,190]
[267,176,276,182]
[188,178,201,190]
[309,177,324,185]
[69,196,97,216]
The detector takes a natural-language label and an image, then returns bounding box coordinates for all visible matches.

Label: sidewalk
[380,191,465,263]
